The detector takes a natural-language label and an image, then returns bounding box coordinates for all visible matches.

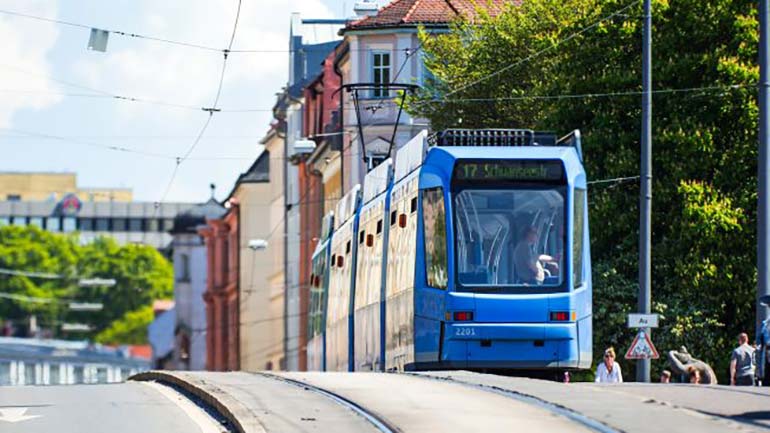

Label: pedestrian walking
[730,332,755,386]
[595,347,623,383]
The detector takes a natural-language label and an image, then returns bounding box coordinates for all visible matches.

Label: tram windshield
[453,188,565,291]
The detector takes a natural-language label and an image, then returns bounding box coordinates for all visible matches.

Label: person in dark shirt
[730,332,756,386]
[513,226,558,284]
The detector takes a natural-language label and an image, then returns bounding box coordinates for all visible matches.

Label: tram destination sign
[453,160,564,182]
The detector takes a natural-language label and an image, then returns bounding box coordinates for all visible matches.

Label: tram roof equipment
[429,128,583,161]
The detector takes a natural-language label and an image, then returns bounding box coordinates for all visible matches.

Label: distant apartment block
[0,172,196,251]
[0,172,132,202]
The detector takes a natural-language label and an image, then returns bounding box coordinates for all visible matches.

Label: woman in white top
[595,347,623,383]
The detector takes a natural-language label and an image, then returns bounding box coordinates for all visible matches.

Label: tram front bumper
[442,322,579,369]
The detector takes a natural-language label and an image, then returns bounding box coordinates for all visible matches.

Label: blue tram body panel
[353,159,394,372]
[325,186,361,372]
[321,129,592,373]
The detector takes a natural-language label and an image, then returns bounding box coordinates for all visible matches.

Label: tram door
[414,185,449,365]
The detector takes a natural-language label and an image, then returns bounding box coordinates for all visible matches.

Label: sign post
[628,313,659,329]
[625,330,660,360]
[758,0,770,357]
[626,313,660,361]
[638,0,654,383]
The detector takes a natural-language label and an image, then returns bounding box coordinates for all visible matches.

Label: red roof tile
[346,0,512,31]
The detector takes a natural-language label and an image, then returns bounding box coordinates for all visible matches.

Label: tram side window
[422,188,448,289]
[573,189,586,288]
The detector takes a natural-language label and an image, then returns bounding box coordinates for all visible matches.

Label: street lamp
[293,139,317,155]
[248,239,268,251]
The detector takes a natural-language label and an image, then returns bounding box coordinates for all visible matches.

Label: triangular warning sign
[625,330,660,360]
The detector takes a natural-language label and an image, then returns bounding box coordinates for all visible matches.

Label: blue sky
[0,0,362,203]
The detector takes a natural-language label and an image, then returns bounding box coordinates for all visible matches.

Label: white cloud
[71,0,334,120]
[0,1,61,127]
[65,0,338,200]
[1,0,341,202]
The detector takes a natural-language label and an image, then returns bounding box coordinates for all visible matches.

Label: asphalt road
[0,381,226,433]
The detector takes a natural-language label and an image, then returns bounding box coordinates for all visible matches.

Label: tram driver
[513,226,559,285]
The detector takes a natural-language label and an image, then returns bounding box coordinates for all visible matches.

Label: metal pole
[638,0,653,383]
[758,0,770,344]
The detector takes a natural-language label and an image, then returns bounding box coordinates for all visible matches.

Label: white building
[169,197,226,370]
[281,14,345,371]
[336,0,506,188]
[0,198,196,251]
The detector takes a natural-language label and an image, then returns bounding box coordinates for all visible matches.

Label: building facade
[304,46,344,217]
[281,14,345,371]
[170,197,226,371]
[261,123,287,370]
[0,172,132,202]
[336,0,506,189]
[199,210,239,371]
[337,2,430,191]
[228,154,275,372]
[299,46,345,364]
[0,198,196,250]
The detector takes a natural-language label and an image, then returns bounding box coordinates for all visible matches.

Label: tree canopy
[0,225,173,344]
[409,0,758,381]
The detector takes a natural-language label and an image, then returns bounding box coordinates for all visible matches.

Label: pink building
[199,207,240,371]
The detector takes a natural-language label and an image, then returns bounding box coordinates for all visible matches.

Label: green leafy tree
[94,305,155,345]
[410,0,758,381]
[0,226,173,344]
[0,226,80,330]
[75,237,173,340]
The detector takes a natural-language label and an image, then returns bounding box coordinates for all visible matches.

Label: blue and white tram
[353,160,394,371]
[311,128,592,373]
[325,186,362,371]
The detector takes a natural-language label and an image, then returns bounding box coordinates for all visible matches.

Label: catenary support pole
[758,0,770,346]
[638,0,653,383]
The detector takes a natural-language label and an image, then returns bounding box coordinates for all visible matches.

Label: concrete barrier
[130,371,266,433]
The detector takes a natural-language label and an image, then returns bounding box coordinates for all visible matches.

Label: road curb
[130,371,266,433]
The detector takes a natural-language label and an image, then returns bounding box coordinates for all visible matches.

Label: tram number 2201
[455,327,476,337]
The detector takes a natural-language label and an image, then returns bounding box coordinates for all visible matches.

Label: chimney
[353,0,379,17]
